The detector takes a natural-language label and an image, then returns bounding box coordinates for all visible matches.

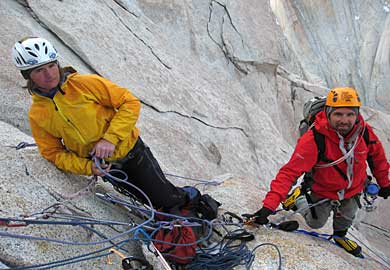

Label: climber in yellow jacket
[12,37,188,210]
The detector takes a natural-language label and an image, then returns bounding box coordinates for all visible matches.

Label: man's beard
[336,124,353,136]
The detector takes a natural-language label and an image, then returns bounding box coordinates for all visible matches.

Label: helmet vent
[28,51,38,58]
[17,52,26,64]
[34,43,40,50]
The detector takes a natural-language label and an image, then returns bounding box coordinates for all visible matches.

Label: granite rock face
[271,0,390,112]
[0,0,389,269]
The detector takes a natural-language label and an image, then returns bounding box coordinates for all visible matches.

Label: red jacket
[263,111,390,211]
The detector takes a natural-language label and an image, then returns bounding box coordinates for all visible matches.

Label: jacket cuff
[102,133,119,146]
[85,160,93,176]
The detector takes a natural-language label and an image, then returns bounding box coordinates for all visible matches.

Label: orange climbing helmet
[325,87,361,108]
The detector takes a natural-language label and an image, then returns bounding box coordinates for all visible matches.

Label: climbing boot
[282,187,301,211]
[333,236,363,257]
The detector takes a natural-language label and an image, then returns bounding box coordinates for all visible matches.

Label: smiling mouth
[336,123,351,129]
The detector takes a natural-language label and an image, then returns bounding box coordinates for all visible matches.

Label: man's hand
[378,186,390,199]
[91,139,115,159]
[243,207,273,225]
[91,161,111,177]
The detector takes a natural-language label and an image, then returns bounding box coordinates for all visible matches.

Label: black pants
[110,137,188,210]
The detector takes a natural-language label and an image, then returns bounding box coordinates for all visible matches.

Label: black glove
[378,186,390,199]
[250,207,273,225]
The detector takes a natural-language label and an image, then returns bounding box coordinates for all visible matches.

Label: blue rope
[0,158,251,270]
[8,239,129,270]
[187,237,283,270]
[188,239,252,270]
[292,228,367,260]
[164,173,222,186]
[293,229,332,241]
[0,220,142,246]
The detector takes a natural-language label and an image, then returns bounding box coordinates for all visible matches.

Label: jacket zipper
[52,99,87,145]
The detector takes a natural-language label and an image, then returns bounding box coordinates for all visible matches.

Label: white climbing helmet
[12,37,59,71]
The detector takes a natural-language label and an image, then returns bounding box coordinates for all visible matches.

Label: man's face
[329,107,357,135]
[29,62,60,92]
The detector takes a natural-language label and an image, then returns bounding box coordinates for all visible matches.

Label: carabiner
[330,200,341,209]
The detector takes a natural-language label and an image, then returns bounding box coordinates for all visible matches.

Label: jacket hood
[314,110,366,144]
[61,66,77,77]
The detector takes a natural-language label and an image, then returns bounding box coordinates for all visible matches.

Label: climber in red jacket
[251,87,390,256]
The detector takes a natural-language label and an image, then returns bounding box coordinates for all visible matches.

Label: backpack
[182,186,221,221]
[153,211,198,265]
[153,186,221,266]
[299,96,327,136]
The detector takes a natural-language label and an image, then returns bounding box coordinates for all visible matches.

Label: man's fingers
[95,149,108,159]
[92,141,115,159]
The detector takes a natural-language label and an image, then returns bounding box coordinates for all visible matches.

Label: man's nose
[339,115,350,122]
[42,68,52,77]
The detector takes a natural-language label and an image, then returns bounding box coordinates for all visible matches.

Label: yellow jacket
[29,67,140,175]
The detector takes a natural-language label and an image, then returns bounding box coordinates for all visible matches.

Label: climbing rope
[164,173,223,187]
[188,235,282,270]
[0,156,284,270]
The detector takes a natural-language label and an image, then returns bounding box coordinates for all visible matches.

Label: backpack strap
[362,126,375,172]
[312,127,325,163]
[312,128,348,181]
[362,126,370,145]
